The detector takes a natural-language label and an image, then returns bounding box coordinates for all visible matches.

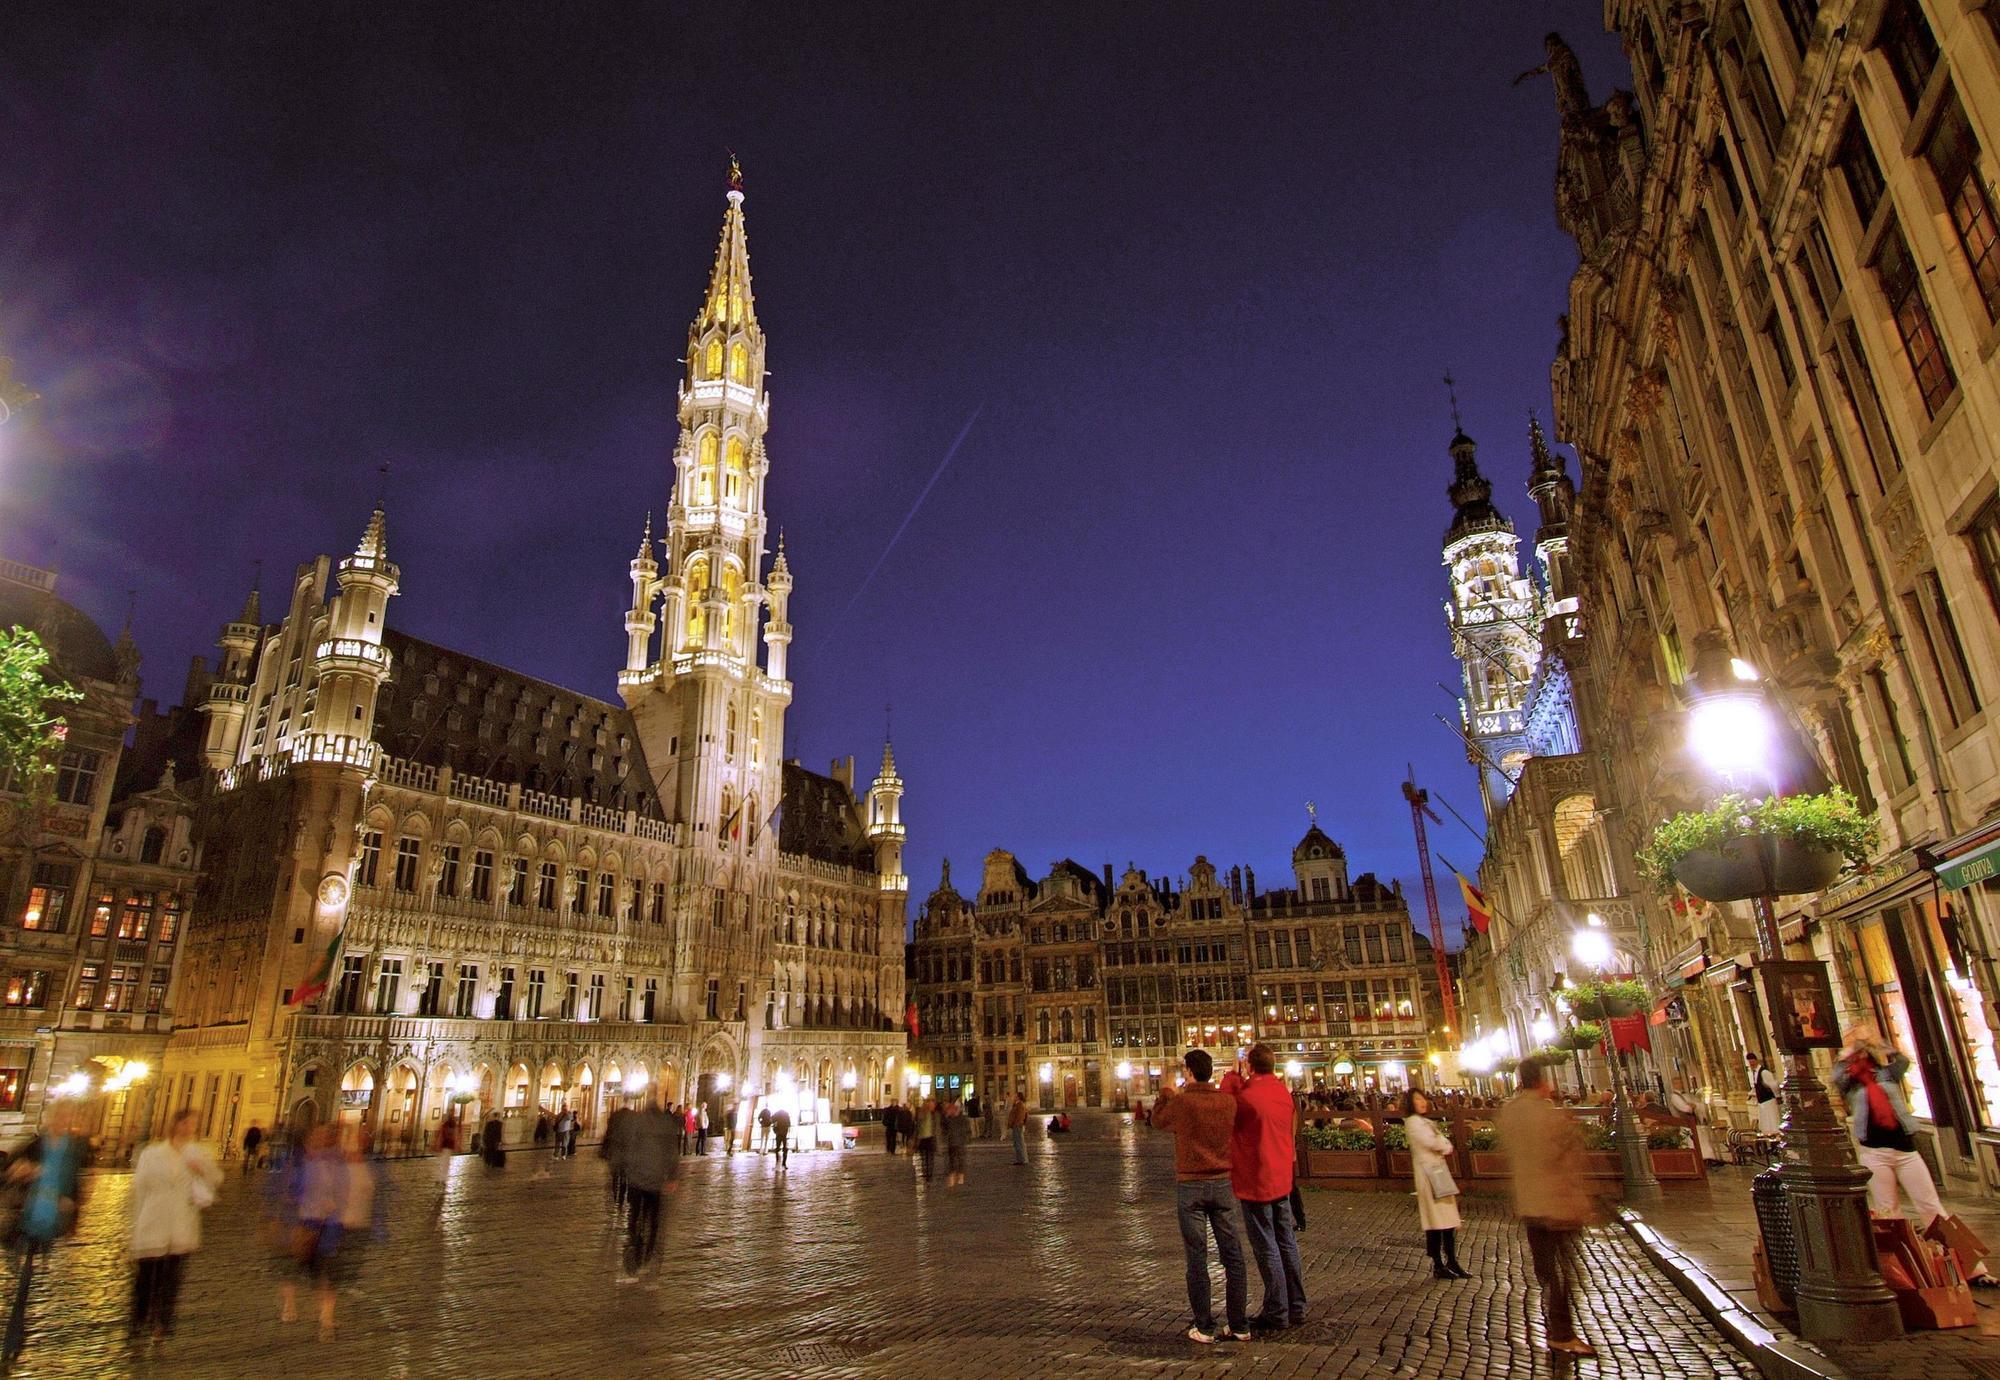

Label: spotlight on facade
[1038,1062,1054,1084]
[54,1071,90,1098]
[713,1072,732,1092]
[1381,1060,1406,1082]
[840,1069,857,1090]
[1531,1013,1557,1043]
[627,1068,648,1093]
[1115,1060,1132,1080]
[1283,1059,1303,1079]
[1729,657,1762,681]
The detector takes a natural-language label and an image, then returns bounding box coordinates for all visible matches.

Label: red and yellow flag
[1456,873,1492,935]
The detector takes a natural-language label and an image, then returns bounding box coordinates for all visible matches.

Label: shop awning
[1935,835,2000,892]
[1812,848,1932,925]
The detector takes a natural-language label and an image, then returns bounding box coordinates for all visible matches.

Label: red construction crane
[1403,776,1460,1040]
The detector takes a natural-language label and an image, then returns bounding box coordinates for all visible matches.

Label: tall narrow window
[526,969,545,1019]
[417,961,445,1016]
[1877,0,1939,110]
[495,967,515,1020]
[117,891,154,941]
[1923,91,2000,318]
[53,749,100,806]
[1867,666,1919,788]
[537,862,558,910]
[393,838,421,893]
[456,964,479,1018]
[470,849,493,902]
[334,956,365,1013]
[1835,114,1886,227]
[1876,223,1957,416]
[1905,571,1983,726]
[437,845,461,898]
[357,831,383,887]
[374,957,403,1015]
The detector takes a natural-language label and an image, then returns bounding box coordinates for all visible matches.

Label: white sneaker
[1186,1325,1216,1344]
[1221,1328,1252,1343]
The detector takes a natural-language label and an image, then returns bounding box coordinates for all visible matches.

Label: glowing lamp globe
[1688,690,1775,779]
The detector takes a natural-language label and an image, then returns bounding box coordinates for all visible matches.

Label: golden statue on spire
[727,151,744,193]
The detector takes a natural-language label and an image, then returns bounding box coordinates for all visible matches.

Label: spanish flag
[1456,873,1492,935]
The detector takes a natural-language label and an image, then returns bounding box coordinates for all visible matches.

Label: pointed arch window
[724,436,747,503]
[684,557,710,648]
[719,787,735,840]
[749,705,763,766]
[728,342,749,382]
[704,339,723,377]
[696,434,718,505]
[721,564,744,643]
[726,704,739,759]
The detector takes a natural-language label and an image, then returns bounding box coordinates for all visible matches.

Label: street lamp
[1283,1058,1303,1082]
[1683,654,1899,1340]
[1570,922,1658,1200]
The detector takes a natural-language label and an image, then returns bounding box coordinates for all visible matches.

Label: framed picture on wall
[1758,961,1841,1052]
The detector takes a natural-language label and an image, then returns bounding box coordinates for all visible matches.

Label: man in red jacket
[1222,1043,1306,1332]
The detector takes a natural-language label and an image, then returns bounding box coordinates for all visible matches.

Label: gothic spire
[352,506,389,564]
[697,163,757,333]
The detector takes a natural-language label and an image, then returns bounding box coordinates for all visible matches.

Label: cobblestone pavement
[7,1114,1757,1379]
[1635,1166,2000,1379]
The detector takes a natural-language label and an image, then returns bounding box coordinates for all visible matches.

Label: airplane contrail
[815,406,983,651]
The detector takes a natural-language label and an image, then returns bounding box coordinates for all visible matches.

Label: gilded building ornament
[1627,368,1666,424]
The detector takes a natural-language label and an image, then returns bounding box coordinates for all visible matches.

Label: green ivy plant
[1636,789,1880,890]
[1532,1044,1575,1066]
[1383,1125,1409,1151]
[1579,1121,1615,1152]
[1646,1125,1692,1150]
[1465,1126,1500,1153]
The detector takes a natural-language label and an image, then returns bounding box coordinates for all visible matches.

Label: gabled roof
[779,760,875,871]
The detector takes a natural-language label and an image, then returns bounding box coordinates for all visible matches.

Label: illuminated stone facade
[907,829,1441,1109]
[0,558,199,1154]
[160,183,908,1150]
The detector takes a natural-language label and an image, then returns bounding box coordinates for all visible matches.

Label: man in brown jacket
[1151,1049,1250,1344]
[1496,1055,1597,1359]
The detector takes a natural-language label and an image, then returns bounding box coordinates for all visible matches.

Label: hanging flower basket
[1559,1023,1606,1053]
[1638,791,1877,903]
[1566,979,1649,1021]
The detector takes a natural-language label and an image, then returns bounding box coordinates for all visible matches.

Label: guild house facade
[158,179,909,1152]
[907,824,1442,1109]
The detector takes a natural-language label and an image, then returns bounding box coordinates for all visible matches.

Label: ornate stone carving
[1627,368,1666,424]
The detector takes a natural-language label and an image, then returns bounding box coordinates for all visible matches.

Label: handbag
[1421,1158,1460,1200]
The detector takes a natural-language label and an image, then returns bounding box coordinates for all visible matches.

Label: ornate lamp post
[1571,919,1659,1199]
[1682,660,1900,1341]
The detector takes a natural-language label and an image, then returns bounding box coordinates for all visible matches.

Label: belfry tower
[1442,421,1539,820]
[620,169,789,852]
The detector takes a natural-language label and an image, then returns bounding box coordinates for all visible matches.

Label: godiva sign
[1936,837,2000,892]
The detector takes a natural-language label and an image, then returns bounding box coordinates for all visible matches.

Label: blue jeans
[1175,1178,1248,1334]
[1010,1127,1027,1163]
[1241,1196,1306,1324]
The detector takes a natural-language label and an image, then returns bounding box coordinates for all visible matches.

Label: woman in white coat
[129,1108,222,1341]
[1403,1089,1470,1280]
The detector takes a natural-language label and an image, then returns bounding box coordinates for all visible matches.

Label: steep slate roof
[372,629,664,817]
[778,760,874,871]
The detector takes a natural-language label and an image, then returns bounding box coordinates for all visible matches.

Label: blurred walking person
[275,1124,347,1338]
[240,1124,264,1173]
[603,1102,635,1208]
[770,1107,792,1169]
[1008,1092,1029,1165]
[1402,1088,1468,1280]
[481,1112,504,1169]
[1498,1056,1597,1359]
[128,1108,221,1344]
[1747,1052,1780,1138]
[882,1101,900,1156]
[1222,1044,1306,1333]
[3,1102,91,1367]
[915,1097,939,1181]
[943,1099,972,1187]
[1151,1050,1249,1344]
[616,1096,681,1281]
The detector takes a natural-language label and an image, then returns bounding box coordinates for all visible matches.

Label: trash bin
[1753,1166,1798,1310]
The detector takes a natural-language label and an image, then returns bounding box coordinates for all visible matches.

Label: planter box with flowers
[1303,1124,1380,1178]
[1637,790,1879,904]
[1645,1125,1703,1179]
[1463,1125,1508,1179]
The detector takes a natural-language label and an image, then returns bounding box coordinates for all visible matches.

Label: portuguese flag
[290,929,343,1007]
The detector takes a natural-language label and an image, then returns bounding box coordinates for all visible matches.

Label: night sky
[0,3,1630,939]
